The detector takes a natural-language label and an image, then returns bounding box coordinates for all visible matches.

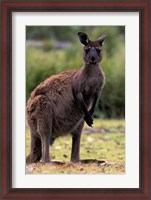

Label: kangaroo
[26,32,107,164]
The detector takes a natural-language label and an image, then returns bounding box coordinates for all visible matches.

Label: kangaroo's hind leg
[37,118,52,164]
[26,127,42,164]
[70,120,84,163]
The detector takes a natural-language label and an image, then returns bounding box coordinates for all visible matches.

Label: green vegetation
[26,26,125,118]
[26,119,125,174]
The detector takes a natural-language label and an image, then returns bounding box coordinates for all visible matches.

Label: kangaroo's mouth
[89,61,97,65]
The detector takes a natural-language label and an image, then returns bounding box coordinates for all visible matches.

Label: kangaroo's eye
[85,47,91,53]
[96,48,101,54]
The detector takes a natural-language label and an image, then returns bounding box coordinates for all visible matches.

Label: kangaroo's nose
[91,56,95,61]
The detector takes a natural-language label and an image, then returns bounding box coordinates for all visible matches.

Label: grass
[26,119,125,174]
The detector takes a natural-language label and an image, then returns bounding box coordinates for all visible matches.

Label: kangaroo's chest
[82,77,102,96]
[81,77,102,108]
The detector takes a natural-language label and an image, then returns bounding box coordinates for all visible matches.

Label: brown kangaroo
[26,32,107,164]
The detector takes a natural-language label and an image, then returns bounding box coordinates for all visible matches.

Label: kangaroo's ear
[97,34,107,46]
[78,32,90,45]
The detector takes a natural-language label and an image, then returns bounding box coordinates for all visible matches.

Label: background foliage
[26,26,125,118]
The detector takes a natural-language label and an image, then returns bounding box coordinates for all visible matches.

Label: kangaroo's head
[78,32,107,65]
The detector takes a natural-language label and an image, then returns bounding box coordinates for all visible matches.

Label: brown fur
[26,32,107,164]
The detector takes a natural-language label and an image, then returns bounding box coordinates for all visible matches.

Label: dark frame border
[0,0,150,199]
